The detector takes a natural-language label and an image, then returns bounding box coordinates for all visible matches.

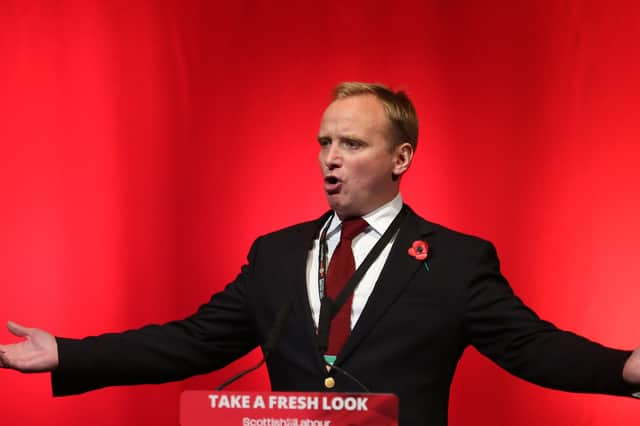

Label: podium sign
[180,390,398,425]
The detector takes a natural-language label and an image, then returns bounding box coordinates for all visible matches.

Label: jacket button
[324,377,335,389]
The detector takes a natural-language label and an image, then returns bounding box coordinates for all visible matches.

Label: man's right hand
[0,321,59,372]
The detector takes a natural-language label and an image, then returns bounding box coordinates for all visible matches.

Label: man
[1,82,639,426]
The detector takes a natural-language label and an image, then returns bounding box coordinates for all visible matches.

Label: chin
[326,197,341,212]
[326,196,362,219]
[327,202,347,219]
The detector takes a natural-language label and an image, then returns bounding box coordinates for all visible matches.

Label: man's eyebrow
[339,135,365,143]
[316,134,365,144]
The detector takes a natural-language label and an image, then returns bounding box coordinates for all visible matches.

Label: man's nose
[323,143,341,169]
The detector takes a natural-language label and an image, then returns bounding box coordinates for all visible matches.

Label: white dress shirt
[306,193,403,330]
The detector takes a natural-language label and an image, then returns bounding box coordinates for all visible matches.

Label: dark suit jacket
[51,206,632,425]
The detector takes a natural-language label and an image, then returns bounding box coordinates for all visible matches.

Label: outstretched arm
[1,237,266,396]
[0,321,58,373]
[466,240,639,397]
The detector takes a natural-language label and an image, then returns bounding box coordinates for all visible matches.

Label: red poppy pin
[408,240,430,271]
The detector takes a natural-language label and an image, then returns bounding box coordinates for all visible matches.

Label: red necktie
[325,217,368,355]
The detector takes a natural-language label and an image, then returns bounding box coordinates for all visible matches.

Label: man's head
[331,82,419,151]
[318,82,418,219]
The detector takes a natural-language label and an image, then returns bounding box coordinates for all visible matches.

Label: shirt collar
[325,193,404,239]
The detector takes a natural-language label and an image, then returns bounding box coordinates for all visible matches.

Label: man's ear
[392,142,414,178]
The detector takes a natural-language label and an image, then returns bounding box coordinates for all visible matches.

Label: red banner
[180,391,398,426]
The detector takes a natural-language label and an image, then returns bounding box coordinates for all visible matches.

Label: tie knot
[340,217,368,242]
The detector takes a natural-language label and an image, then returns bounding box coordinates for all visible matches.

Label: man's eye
[318,138,331,147]
[344,140,362,149]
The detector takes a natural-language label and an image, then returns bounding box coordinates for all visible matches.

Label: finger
[6,321,31,338]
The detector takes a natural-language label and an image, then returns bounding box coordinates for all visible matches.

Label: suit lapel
[336,207,436,364]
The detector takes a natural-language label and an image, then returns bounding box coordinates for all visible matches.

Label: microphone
[217,301,292,390]
[324,361,370,393]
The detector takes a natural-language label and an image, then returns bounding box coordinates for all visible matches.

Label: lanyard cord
[317,214,333,301]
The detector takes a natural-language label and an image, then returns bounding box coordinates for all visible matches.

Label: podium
[180,391,398,425]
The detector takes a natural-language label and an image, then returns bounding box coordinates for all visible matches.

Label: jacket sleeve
[51,239,262,396]
[465,240,633,395]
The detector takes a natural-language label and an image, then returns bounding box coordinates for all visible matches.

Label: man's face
[318,94,409,219]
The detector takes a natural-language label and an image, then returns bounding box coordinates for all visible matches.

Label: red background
[1,1,639,424]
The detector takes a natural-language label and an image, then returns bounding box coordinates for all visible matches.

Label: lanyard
[316,205,409,315]
[317,214,333,300]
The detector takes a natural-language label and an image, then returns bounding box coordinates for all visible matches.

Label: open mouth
[324,176,341,194]
[325,176,339,185]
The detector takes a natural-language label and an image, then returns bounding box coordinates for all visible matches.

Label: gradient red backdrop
[1,1,639,424]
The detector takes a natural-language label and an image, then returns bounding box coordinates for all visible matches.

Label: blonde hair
[332,82,418,150]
